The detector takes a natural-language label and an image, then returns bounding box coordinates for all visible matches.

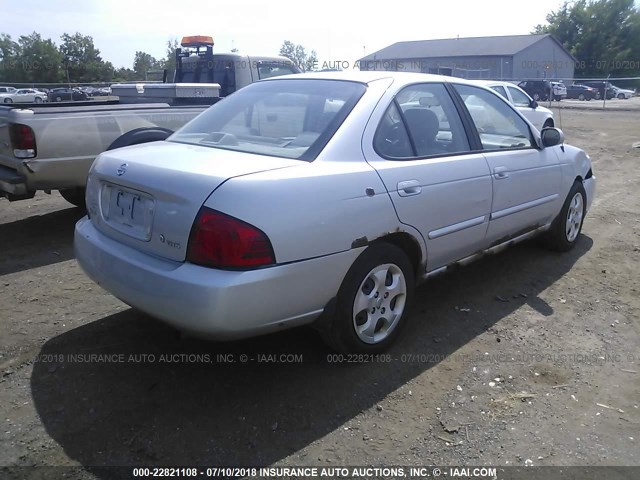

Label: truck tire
[107,127,174,151]
[59,187,86,208]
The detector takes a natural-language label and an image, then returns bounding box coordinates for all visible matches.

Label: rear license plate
[101,184,155,241]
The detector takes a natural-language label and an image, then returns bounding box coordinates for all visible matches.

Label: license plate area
[100,183,155,241]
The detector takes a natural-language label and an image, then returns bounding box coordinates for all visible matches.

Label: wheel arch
[371,231,424,279]
[107,127,174,151]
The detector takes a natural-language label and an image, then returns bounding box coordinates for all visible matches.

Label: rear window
[169,79,366,161]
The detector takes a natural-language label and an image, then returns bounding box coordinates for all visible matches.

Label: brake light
[9,123,37,159]
[186,207,275,269]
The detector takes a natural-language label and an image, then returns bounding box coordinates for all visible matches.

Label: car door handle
[397,180,422,196]
[493,166,509,179]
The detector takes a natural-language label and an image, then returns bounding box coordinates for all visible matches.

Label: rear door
[453,84,562,245]
[362,82,493,270]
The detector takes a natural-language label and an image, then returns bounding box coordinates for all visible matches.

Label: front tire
[543,181,587,252]
[34,97,43,104]
[322,243,414,353]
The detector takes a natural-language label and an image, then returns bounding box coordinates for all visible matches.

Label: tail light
[9,123,37,159]
[186,207,275,269]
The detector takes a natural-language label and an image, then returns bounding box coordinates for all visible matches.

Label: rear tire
[59,188,86,209]
[542,181,586,252]
[321,243,414,353]
[4,98,12,104]
[533,93,541,101]
[618,93,625,100]
[55,96,62,102]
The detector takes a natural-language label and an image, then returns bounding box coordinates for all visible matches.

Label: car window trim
[393,98,419,156]
[445,82,483,151]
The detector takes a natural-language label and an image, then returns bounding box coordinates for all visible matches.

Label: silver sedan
[75,71,596,352]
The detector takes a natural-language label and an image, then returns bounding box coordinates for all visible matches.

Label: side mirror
[541,127,564,147]
[530,99,538,109]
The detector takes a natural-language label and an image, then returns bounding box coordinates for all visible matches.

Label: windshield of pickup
[169,79,366,161]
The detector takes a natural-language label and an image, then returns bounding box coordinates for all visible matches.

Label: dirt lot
[0,108,639,477]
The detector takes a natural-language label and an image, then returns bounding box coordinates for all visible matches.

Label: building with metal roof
[358,34,576,81]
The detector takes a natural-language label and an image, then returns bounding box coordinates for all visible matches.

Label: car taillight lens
[9,123,37,159]
[186,207,275,269]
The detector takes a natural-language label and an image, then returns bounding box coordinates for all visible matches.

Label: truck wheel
[59,188,86,209]
[107,127,174,151]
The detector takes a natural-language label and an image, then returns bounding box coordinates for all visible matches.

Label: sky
[2,0,568,69]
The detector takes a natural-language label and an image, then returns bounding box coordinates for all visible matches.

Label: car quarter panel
[204,159,403,265]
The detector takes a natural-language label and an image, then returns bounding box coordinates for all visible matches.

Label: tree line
[0,32,180,84]
[534,0,640,80]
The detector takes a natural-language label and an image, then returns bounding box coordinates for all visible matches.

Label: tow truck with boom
[0,36,299,207]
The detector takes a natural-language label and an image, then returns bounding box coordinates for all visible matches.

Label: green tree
[113,66,136,82]
[162,38,179,79]
[133,51,161,79]
[59,32,112,83]
[0,33,20,82]
[17,32,63,83]
[534,0,640,80]
[279,40,317,72]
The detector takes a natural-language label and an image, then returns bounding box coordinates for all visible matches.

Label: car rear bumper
[75,217,362,339]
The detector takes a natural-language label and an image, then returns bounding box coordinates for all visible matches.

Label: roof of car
[472,80,519,88]
[261,70,493,86]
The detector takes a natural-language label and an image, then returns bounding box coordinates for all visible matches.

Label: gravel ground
[0,108,638,478]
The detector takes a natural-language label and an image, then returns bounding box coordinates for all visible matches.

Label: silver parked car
[75,71,596,352]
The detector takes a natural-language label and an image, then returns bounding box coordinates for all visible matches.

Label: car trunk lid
[87,141,301,262]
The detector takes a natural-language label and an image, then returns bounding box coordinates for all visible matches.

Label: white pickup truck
[0,40,299,207]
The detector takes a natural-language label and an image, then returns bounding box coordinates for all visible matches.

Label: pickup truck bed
[0,103,207,202]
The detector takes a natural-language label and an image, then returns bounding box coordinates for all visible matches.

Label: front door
[453,84,562,245]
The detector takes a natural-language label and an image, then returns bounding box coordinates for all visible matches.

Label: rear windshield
[169,79,366,161]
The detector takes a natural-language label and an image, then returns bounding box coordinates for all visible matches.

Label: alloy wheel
[352,263,407,344]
